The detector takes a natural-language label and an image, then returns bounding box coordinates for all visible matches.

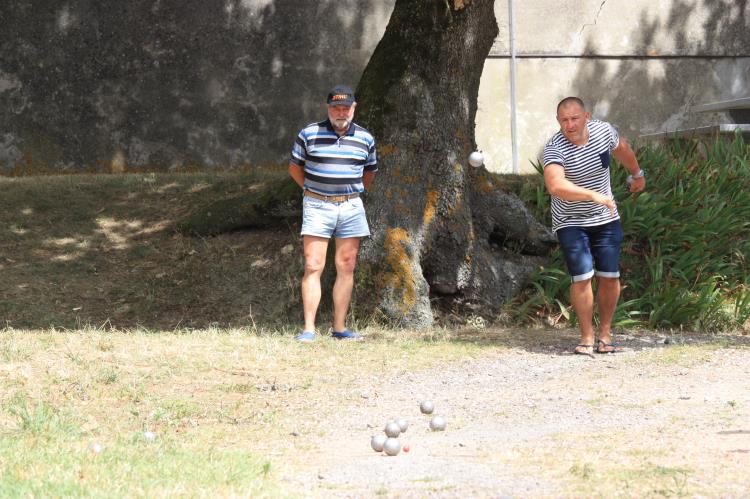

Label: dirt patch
[283,329,750,497]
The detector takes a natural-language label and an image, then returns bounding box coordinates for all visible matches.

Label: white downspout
[508,0,520,174]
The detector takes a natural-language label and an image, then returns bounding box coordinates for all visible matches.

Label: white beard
[332,118,351,130]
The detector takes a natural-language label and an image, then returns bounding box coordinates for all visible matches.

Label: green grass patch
[6,392,80,437]
[0,433,276,498]
[614,464,692,496]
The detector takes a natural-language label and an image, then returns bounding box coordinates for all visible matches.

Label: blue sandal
[331,330,362,340]
[295,331,316,342]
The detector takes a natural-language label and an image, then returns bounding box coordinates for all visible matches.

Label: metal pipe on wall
[508,0,519,174]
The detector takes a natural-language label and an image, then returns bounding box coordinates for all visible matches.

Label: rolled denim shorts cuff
[595,270,620,279]
[571,269,595,282]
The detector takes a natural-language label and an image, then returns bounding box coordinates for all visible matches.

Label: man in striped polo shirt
[288,85,377,342]
[543,97,645,356]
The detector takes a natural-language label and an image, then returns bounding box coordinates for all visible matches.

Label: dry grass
[3,172,750,496]
[517,424,747,497]
[2,326,749,496]
[0,326,501,496]
[0,172,302,330]
[506,339,750,498]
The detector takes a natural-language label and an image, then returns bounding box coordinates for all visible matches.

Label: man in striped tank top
[542,97,645,356]
[288,85,377,342]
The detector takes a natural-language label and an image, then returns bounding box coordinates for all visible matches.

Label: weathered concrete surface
[0,0,747,174]
[477,57,750,172]
[0,0,395,173]
[479,0,750,172]
[492,0,750,56]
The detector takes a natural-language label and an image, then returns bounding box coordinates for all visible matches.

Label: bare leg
[570,278,595,354]
[332,237,360,332]
[301,236,329,332]
[596,276,621,351]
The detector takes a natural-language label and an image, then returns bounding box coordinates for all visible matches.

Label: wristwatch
[626,170,645,185]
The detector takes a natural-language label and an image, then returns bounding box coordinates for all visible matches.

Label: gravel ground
[283,329,750,497]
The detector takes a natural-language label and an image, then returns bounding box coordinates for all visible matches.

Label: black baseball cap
[326,85,355,106]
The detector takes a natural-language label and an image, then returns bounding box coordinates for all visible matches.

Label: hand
[628,175,645,193]
[592,192,616,217]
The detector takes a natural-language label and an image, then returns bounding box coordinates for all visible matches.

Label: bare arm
[612,139,645,193]
[288,162,305,189]
[363,171,376,189]
[543,163,616,216]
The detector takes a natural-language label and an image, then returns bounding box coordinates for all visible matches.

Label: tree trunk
[355,0,555,328]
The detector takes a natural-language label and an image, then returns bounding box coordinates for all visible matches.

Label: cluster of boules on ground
[369,400,447,456]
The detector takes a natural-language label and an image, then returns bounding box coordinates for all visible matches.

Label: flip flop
[596,339,621,354]
[573,344,595,358]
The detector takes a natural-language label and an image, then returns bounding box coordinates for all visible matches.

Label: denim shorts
[300,195,370,239]
[556,220,624,282]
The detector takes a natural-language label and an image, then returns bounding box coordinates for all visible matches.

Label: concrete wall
[0,0,395,173]
[477,0,750,173]
[1,0,748,174]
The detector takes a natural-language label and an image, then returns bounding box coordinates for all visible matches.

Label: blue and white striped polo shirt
[543,120,620,233]
[290,119,377,195]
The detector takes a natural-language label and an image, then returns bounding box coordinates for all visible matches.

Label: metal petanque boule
[371,434,387,452]
[385,421,401,438]
[468,150,484,167]
[420,400,434,415]
[430,415,446,431]
[383,437,401,456]
[396,417,408,433]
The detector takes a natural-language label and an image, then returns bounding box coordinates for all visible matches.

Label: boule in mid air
[468,150,484,167]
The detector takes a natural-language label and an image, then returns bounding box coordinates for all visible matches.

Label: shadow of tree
[0,0,390,173]
[0,173,307,330]
[571,0,749,139]
[447,326,750,356]
[0,1,401,328]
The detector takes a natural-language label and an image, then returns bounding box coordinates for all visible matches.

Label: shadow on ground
[447,326,750,355]
[0,173,308,329]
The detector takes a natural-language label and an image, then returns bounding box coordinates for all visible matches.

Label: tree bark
[355,0,555,328]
